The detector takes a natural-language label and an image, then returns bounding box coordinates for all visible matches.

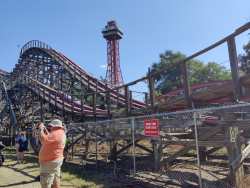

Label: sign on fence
[144,119,159,136]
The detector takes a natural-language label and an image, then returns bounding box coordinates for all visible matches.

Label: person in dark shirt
[15,131,22,153]
[15,132,27,164]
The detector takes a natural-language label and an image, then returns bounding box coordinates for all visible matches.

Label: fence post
[95,122,97,168]
[227,36,243,100]
[132,118,136,176]
[194,111,202,188]
[71,124,74,161]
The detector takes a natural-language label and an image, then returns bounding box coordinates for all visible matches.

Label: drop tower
[102,21,124,87]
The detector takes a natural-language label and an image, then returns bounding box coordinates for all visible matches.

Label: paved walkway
[0,161,41,188]
[0,149,74,188]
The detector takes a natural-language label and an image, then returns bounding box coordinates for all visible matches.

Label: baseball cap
[48,119,63,128]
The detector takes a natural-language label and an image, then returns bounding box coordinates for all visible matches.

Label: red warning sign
[144,119,159,136]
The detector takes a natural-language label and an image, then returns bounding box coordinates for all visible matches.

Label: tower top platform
[102,21,123,39]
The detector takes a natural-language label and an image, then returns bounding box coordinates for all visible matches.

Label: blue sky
[1,0,250,100]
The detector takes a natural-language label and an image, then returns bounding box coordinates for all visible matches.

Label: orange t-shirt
[39,129,66,163]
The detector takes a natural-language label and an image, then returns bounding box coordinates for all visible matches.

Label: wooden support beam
[159,131,180,141]
[135,143,153,154]
[71,94,75,121]
[108,140,139,160]
[87,75,90,92]
[31,94,35,126]
[124,85,130,117]
[145,93,148,107]
[43,86,45,104]
[48,89,51,105]
[116,89,120,109]
[38,83,41,96]
[205,147,222,156]
[110,141,117,162]
[36,64,39,81]
[42,57,45,84]
[149,76,155,113]
[93,94,96,121]
[60,71,63,90]
[109,135,158,140]
[74,67,76,81]
[227,36,243,100]
[130,90,133,110]
[96,79,98,100]
[25,90,27,110]
[85,140,107,156]
[54,92,57,113]
[40,99,44,124]
[224,106,244,185]
[154,140,235,148]
[219,120,250,126]
[182,61,192,109]
[85,140,89,158]
[231,143,250,171]
[67,134,86,148]
[153,139,163,170]
[106,91,111,120]
[239,135,246,144]
[81,95,84,122]
[158,124,223,168]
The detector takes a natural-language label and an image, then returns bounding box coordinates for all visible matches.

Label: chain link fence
[65,103,250,187]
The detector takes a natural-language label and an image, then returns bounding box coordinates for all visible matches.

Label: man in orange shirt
[39,119,66,188]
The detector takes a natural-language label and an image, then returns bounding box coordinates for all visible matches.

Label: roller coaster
[1,40,149,130]
[0,21,249,131]
[1,21,250,186]
[0,21,249,128]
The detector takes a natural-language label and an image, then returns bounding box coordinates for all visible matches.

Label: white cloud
[100,65,107,69]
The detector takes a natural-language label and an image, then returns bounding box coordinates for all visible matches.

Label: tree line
[148,33,250,94]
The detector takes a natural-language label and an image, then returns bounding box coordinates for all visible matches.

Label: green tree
[99,76,107,83]
[149,50,231,93]
[238,33,250,74]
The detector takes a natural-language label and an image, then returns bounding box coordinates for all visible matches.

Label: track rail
[25,76,109,114]
[18,40,146,109]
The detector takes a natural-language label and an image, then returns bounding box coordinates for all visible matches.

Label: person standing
[15,132,27,164]
[15,131,21,153]
[15,131,22,161]
[39,119,66,188]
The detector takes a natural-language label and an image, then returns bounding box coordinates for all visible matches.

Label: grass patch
[61,163,107,187]
[3,146,120,188]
